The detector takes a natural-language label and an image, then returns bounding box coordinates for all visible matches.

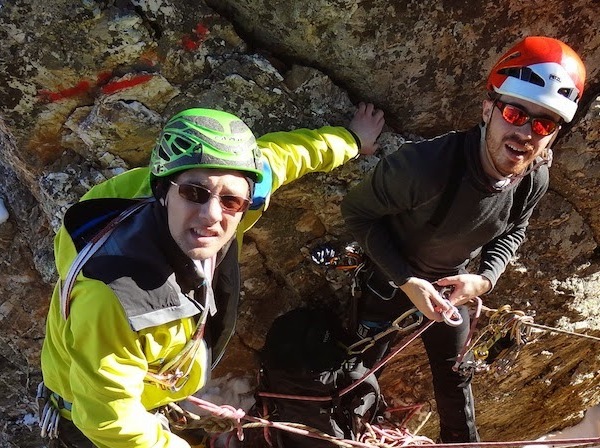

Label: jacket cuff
[346,128,362,151]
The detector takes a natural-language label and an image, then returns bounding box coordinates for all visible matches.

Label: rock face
[0,1,599,447]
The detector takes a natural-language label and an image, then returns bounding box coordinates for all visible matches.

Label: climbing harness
[309,241,368,297]
[310,241,365,271]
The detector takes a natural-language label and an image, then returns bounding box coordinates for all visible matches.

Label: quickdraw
[455,305,533,376]
[346,308,424,355]
[37,382,60,440]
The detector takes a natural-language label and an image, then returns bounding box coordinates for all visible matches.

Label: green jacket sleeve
[239,126,360,232]
[256,126,359,195]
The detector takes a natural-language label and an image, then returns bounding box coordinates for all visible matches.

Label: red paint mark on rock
[181,34,200,51]
[181,22,211,52]
[195,23,209,39]
[96,71,114,85]
[38,80,92,102]
[100,74,153,94]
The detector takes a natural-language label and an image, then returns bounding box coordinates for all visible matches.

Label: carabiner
[441,300,463,327]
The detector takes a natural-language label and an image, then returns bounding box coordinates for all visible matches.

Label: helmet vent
[558,87,578,101]
[157,140,170,162]
[498,67,545,87]
[172,136,195,154]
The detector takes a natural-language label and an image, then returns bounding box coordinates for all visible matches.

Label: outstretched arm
[256,102,385,194]
[348,102,385,156]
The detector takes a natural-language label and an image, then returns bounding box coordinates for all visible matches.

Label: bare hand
[348,102,385,156]
[435,274,491,306]
[399,277,452,322]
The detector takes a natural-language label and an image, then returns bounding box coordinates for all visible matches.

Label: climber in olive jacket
[41,104,384,448]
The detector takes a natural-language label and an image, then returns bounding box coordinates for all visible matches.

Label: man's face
[482,96,561,177]
[165,168,250,260]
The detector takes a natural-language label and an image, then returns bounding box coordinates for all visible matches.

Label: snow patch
[0,198,9,224]
[182,374,256,448]
[524,405,600,448]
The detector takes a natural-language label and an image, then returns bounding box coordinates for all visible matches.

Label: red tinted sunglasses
[170,181,250,213]
[494,100,560,136]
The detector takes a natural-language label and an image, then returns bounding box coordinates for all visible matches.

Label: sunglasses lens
[497,101,558,136]
[220,196,250,213]
[531,119,556,136]
[177,183,249,212]
[502,104,529,126]
[178,184,211,204]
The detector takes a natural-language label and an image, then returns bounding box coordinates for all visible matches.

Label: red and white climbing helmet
[487,36,586,123]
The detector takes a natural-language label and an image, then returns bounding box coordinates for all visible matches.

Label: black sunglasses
[494,100,560,136]
[170,181,250,213]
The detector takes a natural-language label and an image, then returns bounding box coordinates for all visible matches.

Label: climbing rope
[454,301,600,377]
[181,394,600,448]
[169,306,600,448]
[174,243,600,447]
[523,321,600,342]
[185,393,437,448]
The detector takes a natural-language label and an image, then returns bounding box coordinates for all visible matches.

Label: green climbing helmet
[150,108,263,183]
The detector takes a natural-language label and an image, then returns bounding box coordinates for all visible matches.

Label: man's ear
[482,98,494,124]
[546,125,561,149]
[153,177,172,203]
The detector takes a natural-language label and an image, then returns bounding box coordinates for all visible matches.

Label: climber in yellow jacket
[40,103,384,448]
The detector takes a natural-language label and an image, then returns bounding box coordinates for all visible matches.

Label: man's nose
[200,195,223,221]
